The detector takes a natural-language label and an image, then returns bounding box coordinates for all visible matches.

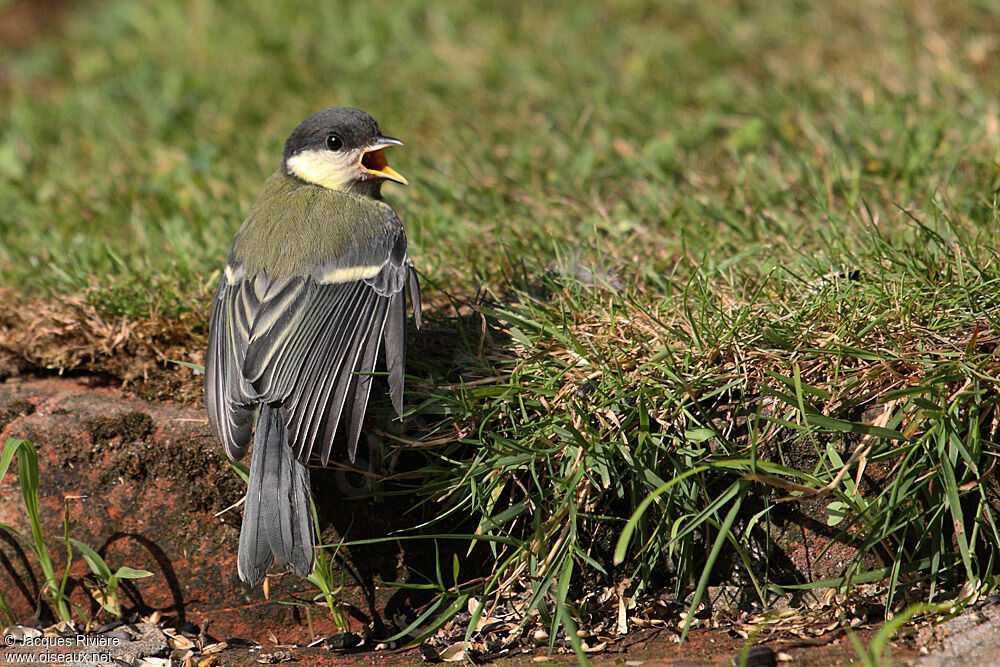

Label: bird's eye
[325,134,344,151]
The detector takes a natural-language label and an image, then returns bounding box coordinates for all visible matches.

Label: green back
[231,172,398,277]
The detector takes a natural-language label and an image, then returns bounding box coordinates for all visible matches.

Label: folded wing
[205,227,419,465]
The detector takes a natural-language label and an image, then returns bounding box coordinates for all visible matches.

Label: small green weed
[0,438,152,625]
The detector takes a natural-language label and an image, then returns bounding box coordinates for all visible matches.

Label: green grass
[3,0,1000,654]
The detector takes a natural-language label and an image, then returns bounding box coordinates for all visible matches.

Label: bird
[204,107,420,586]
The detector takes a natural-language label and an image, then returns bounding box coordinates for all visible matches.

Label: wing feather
[285,282,369,458]
[311,288,380,464]
[383,289,406,417]
[206,278,257,459]
[296,287,377,463]
[347,296,389,460]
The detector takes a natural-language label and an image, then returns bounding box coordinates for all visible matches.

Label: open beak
[360,135,408,185]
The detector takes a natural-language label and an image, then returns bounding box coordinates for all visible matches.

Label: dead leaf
[440,642,468,662]
[164,628,195,651]
[201,642,227,655]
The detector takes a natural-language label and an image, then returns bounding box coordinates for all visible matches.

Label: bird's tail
[238,403,315,586]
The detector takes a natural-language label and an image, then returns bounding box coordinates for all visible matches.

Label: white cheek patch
[286,149,357,190]
[316,263,385,284]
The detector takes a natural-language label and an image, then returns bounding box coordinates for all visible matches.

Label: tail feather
[238,404,315,585]
[238,430,273,585]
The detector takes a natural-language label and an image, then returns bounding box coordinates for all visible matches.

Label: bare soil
[0,372,939,665]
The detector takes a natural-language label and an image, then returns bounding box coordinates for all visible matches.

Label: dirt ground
[0,373,966,666]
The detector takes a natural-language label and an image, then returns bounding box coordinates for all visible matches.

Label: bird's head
[282,107,407,197]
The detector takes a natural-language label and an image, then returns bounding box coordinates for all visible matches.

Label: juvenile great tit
[204,107,420,586]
